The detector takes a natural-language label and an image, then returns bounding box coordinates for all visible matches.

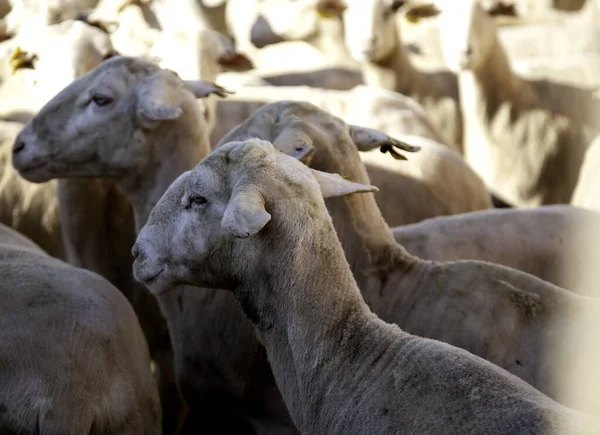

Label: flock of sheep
[2,0,600,433]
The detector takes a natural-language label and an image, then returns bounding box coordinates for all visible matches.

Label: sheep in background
[0,222,161,434]
[340,0,462,150]
[416,0,600,207]
[3,0,99,35]
[0,19,115,260]
[82,0,160,57]
[210,85,491,227]
[392,205,600,295]
[132,138,600,435]
[12,55,295,434]
[251,0,356,67]
[149,26,251,132]
[0,19,115,122]
[0,120,63,259]
[216,101,600,411]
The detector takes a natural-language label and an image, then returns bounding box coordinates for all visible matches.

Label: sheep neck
[123,107,210,233]
[459,32,536,128]
[361,29,428,97]
[313,150,418,302]
[307,17,355,67]
[238,199,403,433]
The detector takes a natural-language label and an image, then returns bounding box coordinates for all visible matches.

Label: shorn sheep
[341,0,463,150]
[209,84,492,227]
[392,205,600,294]
[0,222,161,434]
[13,55,296,434]
[132,138,600,435]
[413,0,600,207]
[216,100,600,412]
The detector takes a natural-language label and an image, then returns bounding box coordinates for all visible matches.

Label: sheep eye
[390,0,405,12]
[91,94,113,106]
[189,196,208,209]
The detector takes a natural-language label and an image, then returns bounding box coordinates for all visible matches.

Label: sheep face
[343,0,402,63]
[12,56,203,183]
[133,138,376,295]
[434,0,496,73]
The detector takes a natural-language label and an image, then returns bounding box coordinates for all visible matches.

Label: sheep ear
[404,3,441,23]
[137,93,182,130]
[184,80,235,98]
[484,1,518,17]
[310,169,379,198]
[217,52,255,72]
[222,189,271,238]
[316,0,347,18]
[348,125,420,160]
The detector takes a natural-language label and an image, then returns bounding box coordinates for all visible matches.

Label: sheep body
[132,138,600,435]
[0,222,161,434]
[217,101,600,411]
[13,56,295,434]
[393,204,600,294]
[434,0,600,206]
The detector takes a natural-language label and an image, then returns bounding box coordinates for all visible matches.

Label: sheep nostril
[131,244,140,259]
[13,140,25,154]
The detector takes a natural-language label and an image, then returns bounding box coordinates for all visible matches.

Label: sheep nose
[12,138,25,154]
[131,243,140,259]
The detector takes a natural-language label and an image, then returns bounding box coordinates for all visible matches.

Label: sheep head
[132,138,377,295]
[407,0,516,72]
[343,0,404,63]
[215,101,420,184]
[12,56,231,184]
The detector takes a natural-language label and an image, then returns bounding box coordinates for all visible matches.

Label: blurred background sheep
[1,0,600,434]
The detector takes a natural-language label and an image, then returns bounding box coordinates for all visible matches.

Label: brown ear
[403,3,441,23]
[485,1,518,17]
[316,0,347,18]
[217,52,255,72]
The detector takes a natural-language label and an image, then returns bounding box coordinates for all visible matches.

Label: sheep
[0,222,161,434]
[3,0,100,35]
[12,55,295,434]
[83,1,160,58]
[132,138,600,435]
[415,0,600,207]
[338,0,463,150]
[0,120,64,259]
[0,19,115,122]
[0,20,114,261]
[210,85,491,227]
[149,26,252,133]
[392,204,600,295]
[571,135,600,212]
[251,0,356,67]
[215,100,600,412]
